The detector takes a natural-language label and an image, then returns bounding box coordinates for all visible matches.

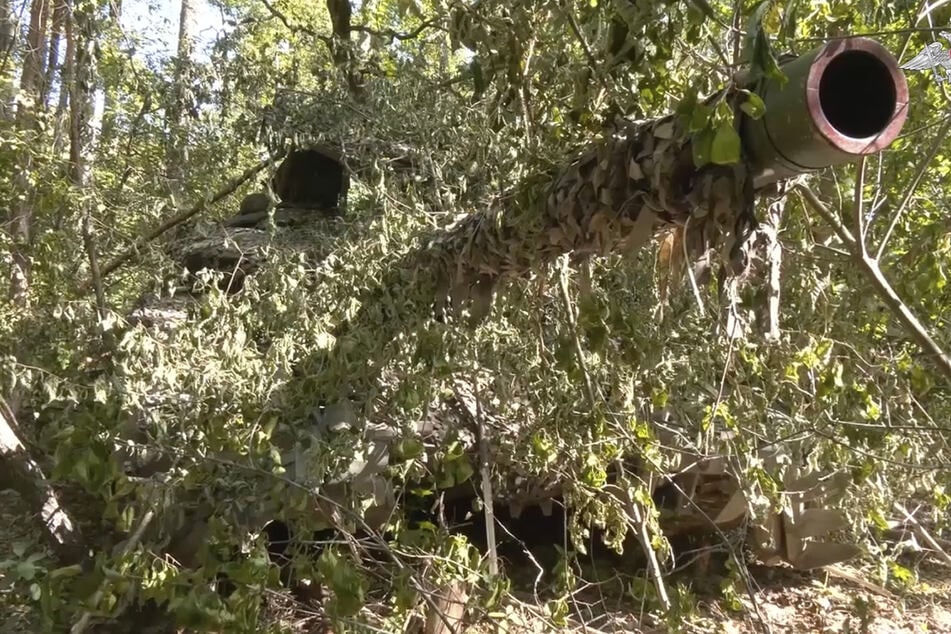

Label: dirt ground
[470,561,951,634]
[703,563,951,634]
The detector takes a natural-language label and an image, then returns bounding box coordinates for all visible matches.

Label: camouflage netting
[119,95,861,574]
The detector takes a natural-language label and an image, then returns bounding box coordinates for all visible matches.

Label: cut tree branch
[0,396,84,564]
[81,150,284,291]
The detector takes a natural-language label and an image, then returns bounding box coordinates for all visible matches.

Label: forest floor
[543,560,951,633]
[454,558,951,634]
[3,488,950,633]
[251,539,951,633]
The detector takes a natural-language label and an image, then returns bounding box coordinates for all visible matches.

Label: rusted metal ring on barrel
[806,37,909,155]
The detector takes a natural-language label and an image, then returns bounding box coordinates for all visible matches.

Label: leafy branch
[80,150,285,291]
[795,181,951,382]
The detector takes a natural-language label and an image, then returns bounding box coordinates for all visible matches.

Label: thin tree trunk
[69,0,107,321]
[98,0,121,144]
[0,0,16,119]
[51,5,73,160]
[40,0,66,109]
[0,0,13,59]
[165,0,194,202]
[325,0,363,95]
[8,0,52,304]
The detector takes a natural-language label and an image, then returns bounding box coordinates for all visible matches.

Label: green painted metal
[742,37,909,188]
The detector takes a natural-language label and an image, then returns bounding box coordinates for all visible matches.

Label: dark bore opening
[271,148,349,212]
[819,50,897,139]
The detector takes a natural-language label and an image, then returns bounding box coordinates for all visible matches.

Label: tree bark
[40,0,67,109]
[51,3,74,159]
[0,398,83,564]
[8,0,52,304]
[0,0,12,59]
[69,0,108,322]
[98,0,122,145]
[325,0,363,95]
[165,0,195,202]
[0,0,15,118]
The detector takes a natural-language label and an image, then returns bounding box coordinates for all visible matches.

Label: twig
[796,184,951,382]
[874,116,951,260]
[350,18,440,43]
[763,195,785,341]
[259,0,325,41]
[206,455,462,634]
[70,508,156,634]
[557,259,671,613]
[470,371,499,577]
[796,186,856,246]
[557,257,597,406]
[894,503,951,567]
[560,1,616,102]
[852,155,867,254]
[81,207,110,331]
[494,516,544,602]
[628,499,671,612]
[794,26,951,41]
[82,150,284,290]
[683,216,706,317]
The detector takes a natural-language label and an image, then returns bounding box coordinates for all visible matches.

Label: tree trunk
[40,0,67,109]
[0,0,12,59]
[325,0,363,95]
[165,0,194,202]
[7,0,52,304]
[0,398,83,564]
[0,0,15,118]
[69,0,107,320]
[98,0,121,144]
[51,3,74,160]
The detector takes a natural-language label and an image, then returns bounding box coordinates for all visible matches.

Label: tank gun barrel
[742,37,909,188]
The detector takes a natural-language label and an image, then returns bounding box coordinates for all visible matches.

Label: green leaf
[739,90,766,119]
[394,437,424,461]
[453,457,474,484]
[746,1,788,85]
[710,123,741,164]
[436,468,455,489]
[688,103,712,133]
[692,127,716,168]
[16,561,36,581]
[50,564,83,580]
